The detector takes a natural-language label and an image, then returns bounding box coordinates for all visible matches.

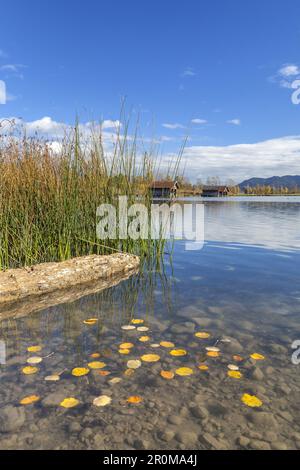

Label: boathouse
[150,180,179,198]
[202,185,230,197]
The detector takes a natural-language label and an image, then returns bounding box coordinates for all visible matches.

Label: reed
[0,117,181,270]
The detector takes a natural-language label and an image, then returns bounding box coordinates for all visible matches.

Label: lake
[0,196,300,450]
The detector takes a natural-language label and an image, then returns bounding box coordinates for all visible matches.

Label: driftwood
[0,253,139,320]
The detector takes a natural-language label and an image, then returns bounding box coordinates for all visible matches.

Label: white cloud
[227,119,241,126]
[101,119,122,129]
[272,63,300,89]
[191,118,207,125]
[279,64,300,77]
[0,80,6,104]
[182,68,196,77]
[0,64,26,79]
[162,122,186,130]
[161,135,300,182]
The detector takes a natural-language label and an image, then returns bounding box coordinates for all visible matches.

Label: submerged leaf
[170,349,187,357]
[119,349,130,355]
[250,353,265,361]
[137,326,149,332]
[228,364,239,371]
[90,353,101,359]
[71,367,90,376]
[83,318,98,325]
[139,336,150,342]
[22,366,38,375]
[45,374,60,382]
[88,361,106,369]
[198,365,209,371]
[20,395,40,405]
[93,395,112,407]
[127,360,142,369]
[160,341,175,348]
[97,370,111,376]
[233,355,244,362]
[127,396,142,404]
[124,368,135,377]
[150,344,160,348]
[160,370,174,380]
[241,393,263,408]
[109,377,122,384]
[27,346,42,353]
[195,332,211,339]
[131,319,144,325]
[175,367,194,376]
[27,356,43,365]
[121,325,136,330]
[206,351,220,357]
[119,343,134,349]
[227,370,242,379]
[60,397,79,408]
[205,347,220,352]
[141,354,160,363]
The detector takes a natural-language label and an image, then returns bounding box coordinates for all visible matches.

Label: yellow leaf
[137,326,149,332]
[83,318,98,325]
[20,395,40,405]
[160,341,175,348]
[93,395,111,407]
[160,370,174,380]
[27,356,42,365]
[109,377,122,384]
[60,397,80,408]
[88,361,106,370]
[227,370,243,379]
[250,353,265,361]
[195,332,210,339]
[119,349,130,355]
[22,366,38,375]
[139,336,150,342]
[198,365,209,371]
[140,354,160,362]
[119,343,134,349]
[241,393,263,408]
[97,370,110,376]
[71,367,90,376]
[27,346,42,353]
[45,374,60,382]
[206,351,220,357]
[175,367,194,376]
[233,355,244,362]
[124,368,135,377]
[127,360,142,369]
[131,319,144,325]
[127,396,142,404]
[170,349,187,357]
[90,353,101,359]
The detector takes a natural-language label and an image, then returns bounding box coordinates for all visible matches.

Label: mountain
[239,175,300,189]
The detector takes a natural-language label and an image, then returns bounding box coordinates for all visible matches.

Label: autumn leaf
[45,374,60,381]
[27,346,42,353]
[27,356,42,365]
[195,332,210,339]
[205,347,220,352]
[227,370,242,379]
[139,336,150,342]
[109,377,122,384]
[97,370,111,376]
[127,396,142,404]
[119,349,130,355]
[198,365,209,371]
[119,343,134,349]
[131,319,144,325]
[228,364,239,371]
[60,397,80,408]
[175,367,194,376]
[140,354,160,362]
[90,353,101,359]
[22,366,38,375]
[206,351,220,357]
[160,370,174,379]
[71,367,90,376]
[137,327,149,332]
[150,344,160,348]
[127,360,142,369]
[160,341,175,348]
[121,325,136,330]
[124,368,135,377]
[93,395,111,407]
[250,353,265,361]
[88,361,106,370]
[83,318,98,325]
[20,395,40,405]
[233,355,244,362]
[241,393,263,408]
[170,349,187,357]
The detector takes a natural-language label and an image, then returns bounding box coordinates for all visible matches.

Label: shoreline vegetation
[0,117,181,271]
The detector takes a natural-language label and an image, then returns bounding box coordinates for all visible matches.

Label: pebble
[190,404,209,420]
[200,433,228,450]
[158,430,175,442]
[248,412,278,429]
[176,431,198,446]
[237,436,250,448]
[249,440,271,450]
[271,441,288,450]
[250,367,264,381]
[0,406,25,433]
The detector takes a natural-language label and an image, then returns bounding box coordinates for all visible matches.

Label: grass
[0,116,181,270]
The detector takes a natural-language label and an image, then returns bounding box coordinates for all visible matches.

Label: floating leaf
[97,370,111,376]
[119,343,134,349]
[141,354,160,363]
[127,396,142,404]
[27,346,42,353]
[160,370,174,380]
[88,361,106,369]
[127,360,142,369]
[20,395,40,405]
[22,366,38,375]
[228,364,239,371]
[206,351,220,357]
[121,325,136,331]
[131,319,144,325]
[250,353,265,361]
[170,349,187,357]
[175,367,194,376]
[93,395,111,407]
[241,393,263,408]
[195,332,210,339]
[228,370,242,379]
[83,318,98,325]
[90,353,101,359]
[137,326,149,332]
[45,374,60,382]
[160,341,175,348]
[198,365,209,371]
[124,368,135,377]
[139,336,150,342]
[233,355,244,362]
[109,377,122,384]
[27,356,43,365]
[119,349,130,355]
[60,397,79,408]
[205,347,220,352]
[71,367,90,376]
[150,344,160,348]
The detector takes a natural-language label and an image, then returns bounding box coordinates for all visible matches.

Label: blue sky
[1,0,300,182]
